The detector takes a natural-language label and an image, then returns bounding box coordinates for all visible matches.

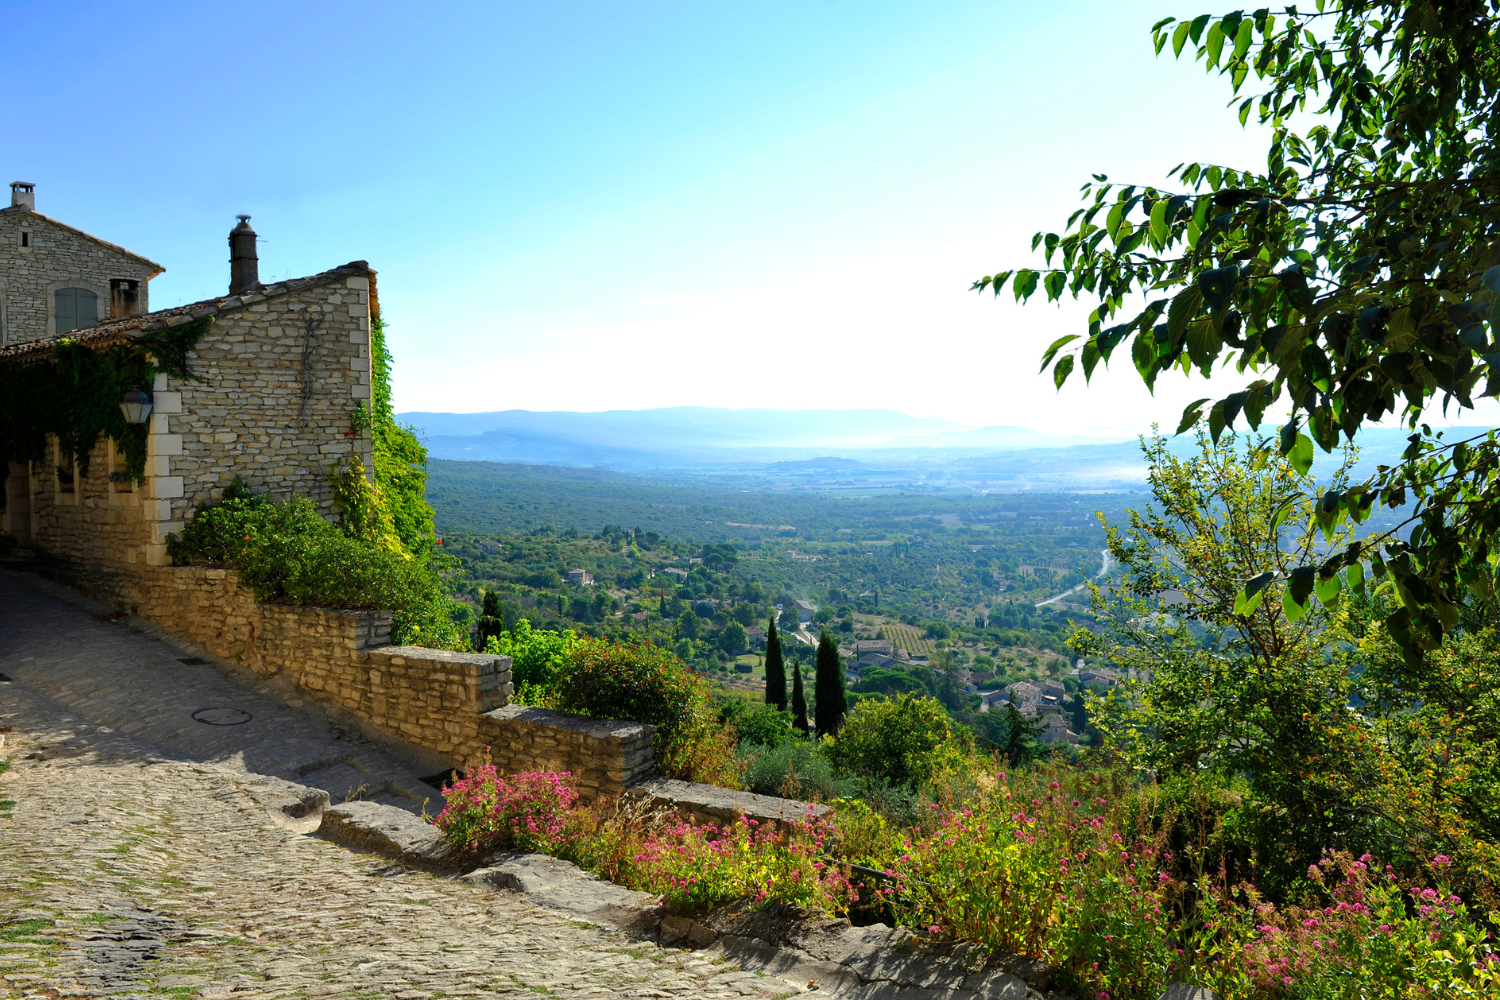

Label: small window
[55,287,98,334]
[19,231,29,248]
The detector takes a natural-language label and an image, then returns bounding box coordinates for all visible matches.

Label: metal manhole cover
[191,707,252,726]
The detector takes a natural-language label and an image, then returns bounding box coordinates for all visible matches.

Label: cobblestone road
[0,575,806,999]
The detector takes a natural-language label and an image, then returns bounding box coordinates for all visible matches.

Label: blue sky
[14,1,1478,436]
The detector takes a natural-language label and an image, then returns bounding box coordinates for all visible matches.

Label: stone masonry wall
[477,705,656,801]
[0,206,159,345]
[90,565,515,769]
[24,267,375,572]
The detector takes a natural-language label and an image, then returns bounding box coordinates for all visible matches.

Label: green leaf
[1315,571,1343,608]
[1149,198,1170,242]
[1283,565,1316,621]
[1039,334,1080,373]
[1013,269,1039,302]
[1282,584,1309,622]
[1346,561,1366,599]
[1243,380,1269,428]
[1176,398,1211,435]
[987,271,1013,297]
[1172,20,1191,56]
[1043,270,1066,302]
[1233,571,1274,616]
[1132,330,1157,380]
[1208,400,1227,444]
[1290,433,1314,476]
[1053,354,1074,391]
[1167,286,1203,345]
[1206,22,1225,66]
[1232,18,1254,60]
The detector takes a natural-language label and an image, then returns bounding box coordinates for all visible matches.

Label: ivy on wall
[0,317,212,488]
[368,314,437,553]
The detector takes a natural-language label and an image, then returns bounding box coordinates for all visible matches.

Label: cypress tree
[813,631,846,736]
[476,591,505,650]
[764,616,787,710]
[790,660,809,733]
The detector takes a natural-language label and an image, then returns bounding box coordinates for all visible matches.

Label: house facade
[0,183,164,345]
[1,195,375,591]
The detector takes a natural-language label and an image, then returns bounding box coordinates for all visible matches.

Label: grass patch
[2,919,53,942]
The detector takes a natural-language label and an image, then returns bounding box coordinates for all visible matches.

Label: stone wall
[477,705,656,801]
[0,202,160,345]
[91,564,514,770]
[14,262,375,572]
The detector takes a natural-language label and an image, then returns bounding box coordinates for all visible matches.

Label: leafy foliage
[482,619,581,699]
[369,315,436,554]
[813,631,847,736]
[0,317,210,485]
[981,2,1500,662]
[166,481,466,649]
[552,638,737,784]
[823,693,972,787]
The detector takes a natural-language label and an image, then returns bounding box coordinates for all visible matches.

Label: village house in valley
[0,184,376,587]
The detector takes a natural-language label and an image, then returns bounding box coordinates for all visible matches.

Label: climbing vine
[367,314,436,553]
[0,317,212,488]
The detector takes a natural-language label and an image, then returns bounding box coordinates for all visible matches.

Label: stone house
[0,183,164,345]
[1,199,376,593]
[565,568,594,586]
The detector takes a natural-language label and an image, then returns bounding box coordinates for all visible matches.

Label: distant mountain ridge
[397,407,1118,468]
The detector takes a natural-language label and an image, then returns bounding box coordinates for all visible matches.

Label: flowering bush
[430,759,579,855]
[882,770,1177,999]
[1213,853,1500,999]
[630,812,856,915]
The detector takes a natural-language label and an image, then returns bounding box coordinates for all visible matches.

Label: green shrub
[553,639,737,785]
[483,620,581,700]
[824,693,973,787]
[165,485,465,649]
[734,704,795,749]
[739,739,849,800]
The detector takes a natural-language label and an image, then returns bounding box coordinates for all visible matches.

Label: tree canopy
[978,2,1500,665]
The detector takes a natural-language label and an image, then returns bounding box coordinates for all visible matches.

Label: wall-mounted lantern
[119,387,153,424]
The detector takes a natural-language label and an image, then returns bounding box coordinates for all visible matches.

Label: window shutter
[55,289,75,333]
[54,288,99,333]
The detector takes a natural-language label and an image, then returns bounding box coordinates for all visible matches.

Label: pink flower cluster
[431,763,579,854]
[631,812,856,914]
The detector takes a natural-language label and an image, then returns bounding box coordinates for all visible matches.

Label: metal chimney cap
[233,214,254,229]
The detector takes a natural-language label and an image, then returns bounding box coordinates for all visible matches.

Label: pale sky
[8,1,1496,437]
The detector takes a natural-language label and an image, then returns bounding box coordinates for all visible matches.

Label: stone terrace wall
[477,705,656,801]
[92,564,513,768]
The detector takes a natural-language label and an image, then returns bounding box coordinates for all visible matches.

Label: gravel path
[0,574,808,999]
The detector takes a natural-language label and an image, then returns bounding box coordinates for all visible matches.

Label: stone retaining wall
[477,705,656,801]
[85,563,514,768]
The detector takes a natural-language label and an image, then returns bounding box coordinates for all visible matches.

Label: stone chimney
[228,215,259,294]
[10,182,35,211]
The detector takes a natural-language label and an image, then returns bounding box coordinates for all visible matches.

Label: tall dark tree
[790,660,809,733]
[813,631,847,736]
[1003,701,1043,767]
[764,617,787,710]
[1071,691,1089,745]
[476,590,505,651]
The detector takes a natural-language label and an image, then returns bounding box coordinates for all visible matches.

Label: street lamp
[119,387,153,424]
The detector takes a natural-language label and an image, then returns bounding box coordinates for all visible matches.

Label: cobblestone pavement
[0,571,444,812]
[0,576,806,999]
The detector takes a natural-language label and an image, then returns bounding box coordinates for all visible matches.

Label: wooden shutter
[54,288,98,333]
[55,289,75,333]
